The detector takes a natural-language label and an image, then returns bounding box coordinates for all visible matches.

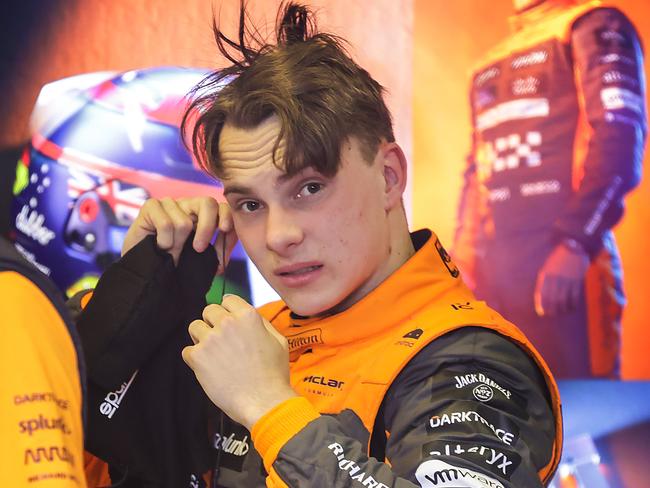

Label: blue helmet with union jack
[10,67,257,300]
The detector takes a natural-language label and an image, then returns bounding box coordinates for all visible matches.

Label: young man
[80,3,562,487]
[454,0,646,378]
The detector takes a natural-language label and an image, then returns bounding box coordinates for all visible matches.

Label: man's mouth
[278,265,323,276]
[274,263,324,287]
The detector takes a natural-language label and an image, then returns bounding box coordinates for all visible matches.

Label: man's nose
[265,206,304,254]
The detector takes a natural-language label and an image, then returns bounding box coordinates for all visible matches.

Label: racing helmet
[10,66,275,304]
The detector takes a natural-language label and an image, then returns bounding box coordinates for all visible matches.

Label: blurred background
[0,1,648,486]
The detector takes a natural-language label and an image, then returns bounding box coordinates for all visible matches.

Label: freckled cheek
[233,221,265,264]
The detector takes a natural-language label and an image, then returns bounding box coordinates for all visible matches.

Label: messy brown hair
[181,2,395,179]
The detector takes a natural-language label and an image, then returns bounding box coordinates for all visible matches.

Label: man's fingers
[220,294,254,313]
[159,198,196,262]
[188,319,213,344]
[177,197,221,252]
[137,199,174,250]
[182,345,195,367]
[217,202,234,233]
[202,303,231,328]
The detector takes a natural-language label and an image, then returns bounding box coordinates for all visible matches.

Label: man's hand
[122,196,237,270]
[534,242,590,317]
[182,295,298,430]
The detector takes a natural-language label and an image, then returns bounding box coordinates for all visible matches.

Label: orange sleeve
[251,396,320,474]
[0,271,86,487]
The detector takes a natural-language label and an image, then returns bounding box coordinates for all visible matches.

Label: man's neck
[319,214,415,317]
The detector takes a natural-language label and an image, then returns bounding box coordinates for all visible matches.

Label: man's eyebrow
[223,185,254,197]
[223,171,312,197]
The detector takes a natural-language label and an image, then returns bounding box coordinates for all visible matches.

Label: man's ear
[378,142,408,211]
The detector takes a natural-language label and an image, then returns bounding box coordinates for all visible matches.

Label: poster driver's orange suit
[454,0,646,378]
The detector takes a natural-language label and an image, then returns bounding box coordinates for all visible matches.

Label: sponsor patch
[422,441,521,480]
[476,98,549,130]
[415,459,504,488]
[327,442,390,487]
[520,179,561,197]
[488,187,511,203]
[404,328,424,339]
[473,384,494,402]
[286,328,323,352]
[510,75,546,97]
[455,372,529,410]
[584,176,623,236]
[396,328,423,347]
[479,131,542,176]
[213,422,252,472]
[511,50,548,69]
[474,66,501,87]
[24,445,75,466]
[454,373,511,400]
[99,371,138,420]
[602,70,639,88]
[598,52,636,66]
[13,392,68,410]
[596,28,633,50]
[18,415,71,436]
[302,375,345,389]
[426,402,520,446]
[435,239,459,278]
[601,87,644,113]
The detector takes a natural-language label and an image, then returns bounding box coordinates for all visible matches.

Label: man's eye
[240,201,261,213]
[297,182,323,198]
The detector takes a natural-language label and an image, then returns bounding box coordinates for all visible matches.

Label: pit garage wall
[413,0,650,379]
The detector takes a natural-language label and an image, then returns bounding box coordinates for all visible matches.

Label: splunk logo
[213,432,250,457]
[99,371,138,419]
[19,415,71,436]
[303,375,345,389]
[415,459,504,488]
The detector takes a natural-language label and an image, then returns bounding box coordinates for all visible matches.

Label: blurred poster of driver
[454,0,646,378]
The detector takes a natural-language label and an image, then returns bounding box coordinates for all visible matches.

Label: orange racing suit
[0,236,86,487]
[78,230,562,487]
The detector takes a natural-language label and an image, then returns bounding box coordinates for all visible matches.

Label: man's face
[219,116,393,316]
